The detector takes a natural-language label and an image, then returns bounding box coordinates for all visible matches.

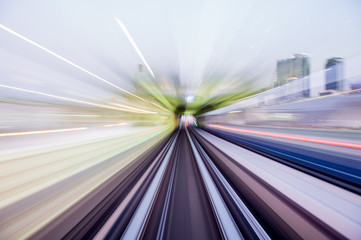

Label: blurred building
[325,57,344,91]
[276,54,310,97]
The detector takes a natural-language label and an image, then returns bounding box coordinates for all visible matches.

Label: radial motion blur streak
[1,0,361,239]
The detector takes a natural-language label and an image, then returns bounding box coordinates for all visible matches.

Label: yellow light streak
[229,110,242,113]
[146,99,169,112]
[0,84,156,114]
[41,114,102,117]
[0,127,87,137]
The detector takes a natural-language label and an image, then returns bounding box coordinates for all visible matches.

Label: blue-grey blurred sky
[1,0,361,100]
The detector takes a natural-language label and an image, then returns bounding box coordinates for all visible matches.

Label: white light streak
[0,24,145,100]
[103,123,127,127]
[0,127,87,137]
[105,101,160,113]
[114,17,155,79]
[0,84,156,114]
[0,24,168,113]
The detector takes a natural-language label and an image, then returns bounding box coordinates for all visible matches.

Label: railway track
[24,127,361,239]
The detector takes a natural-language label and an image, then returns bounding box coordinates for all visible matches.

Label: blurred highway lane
[204,124,361,194]
[1,125,361,239]
[192,128,361,239]
[0,123,173,239]
[207,124,361,149]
